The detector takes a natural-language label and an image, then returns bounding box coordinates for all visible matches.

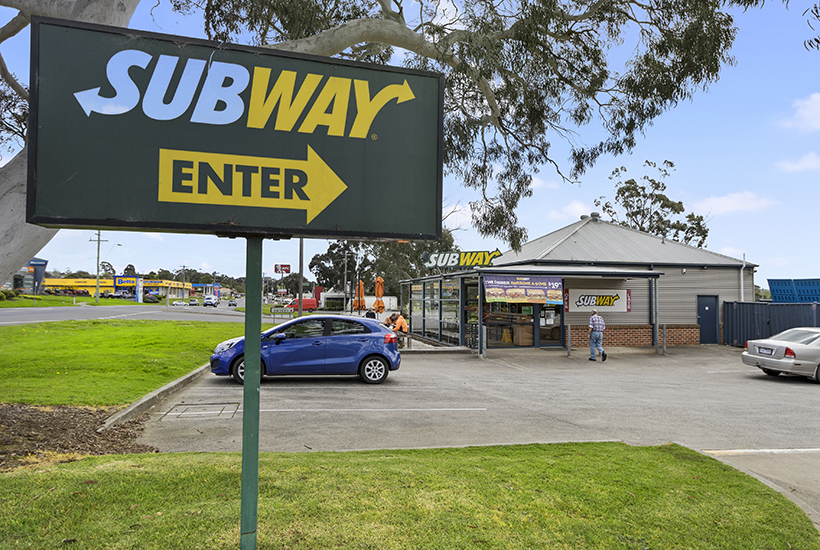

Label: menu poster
[484,276,563,304]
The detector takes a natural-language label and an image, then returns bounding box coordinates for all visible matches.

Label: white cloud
[201,262,213,272]
[546,200,590,221]
[531,176,560,190]
[781,93,820,132]
[443,203,471,230]
[776,152,820,172]
[691,191,777,215]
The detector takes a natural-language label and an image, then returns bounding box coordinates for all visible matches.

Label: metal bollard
[567,325,571,357]
[663,324,667,355]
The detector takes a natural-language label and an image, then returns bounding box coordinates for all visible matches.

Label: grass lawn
[0,295,158,308]
[0,320,273,407]
[1,443,818,549]
[1,321,818,549]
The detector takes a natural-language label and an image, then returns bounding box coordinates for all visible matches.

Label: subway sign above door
[27,18,443,240]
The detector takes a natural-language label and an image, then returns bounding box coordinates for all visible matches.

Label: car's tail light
[744,341,748,350]
[384,332,397,344]
[785,347,796,358]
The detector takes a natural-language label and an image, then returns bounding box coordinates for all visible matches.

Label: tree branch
[0,12,30,102]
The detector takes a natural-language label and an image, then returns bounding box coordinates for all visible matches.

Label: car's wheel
[761,368,780,377]
[359,356,389,384]
[231,356,265,384]
[814,365,820,384]
[308,308,315,313]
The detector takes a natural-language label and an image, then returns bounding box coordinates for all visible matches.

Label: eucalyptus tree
[594,160,709,248]
[0,0,779,287]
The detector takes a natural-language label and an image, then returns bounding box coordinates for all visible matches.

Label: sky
[1,2,817,287]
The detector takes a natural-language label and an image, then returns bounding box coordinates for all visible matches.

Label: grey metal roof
[495,215,756,267]
[476,264,662,278]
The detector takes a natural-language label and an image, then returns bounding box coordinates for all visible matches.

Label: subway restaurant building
[402,213,756,350]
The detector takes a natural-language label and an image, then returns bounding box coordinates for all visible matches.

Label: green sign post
[28,17,443,550]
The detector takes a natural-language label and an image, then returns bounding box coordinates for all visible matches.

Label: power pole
[89,230,107,304]
[298,238,304,317]
[343,250,348,314]
[180,265,188,299]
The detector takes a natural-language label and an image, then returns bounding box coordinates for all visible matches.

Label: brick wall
[565,324,701,347]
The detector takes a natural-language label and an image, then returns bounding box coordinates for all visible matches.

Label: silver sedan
[742,327,820,382]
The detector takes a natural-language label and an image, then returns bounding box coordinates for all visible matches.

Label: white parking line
[171,407,487,417]
[704,448,820,456]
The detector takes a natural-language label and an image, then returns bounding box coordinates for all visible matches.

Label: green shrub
[1,290,14,299]
[143,295,159,303]
[0,292,5,301]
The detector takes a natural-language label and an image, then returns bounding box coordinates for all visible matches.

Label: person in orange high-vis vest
[386,313,408,334]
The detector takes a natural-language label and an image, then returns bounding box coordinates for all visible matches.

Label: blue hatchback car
[210,315,401,384]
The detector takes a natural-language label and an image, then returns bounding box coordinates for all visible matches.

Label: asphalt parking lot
[139,345,820,528]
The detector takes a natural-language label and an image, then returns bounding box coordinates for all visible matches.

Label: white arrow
[73,49,152,117]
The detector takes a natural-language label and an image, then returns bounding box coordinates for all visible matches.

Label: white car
[742,327,820,382]
[171,300,188,306]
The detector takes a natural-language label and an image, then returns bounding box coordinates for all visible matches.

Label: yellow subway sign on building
[28,18,443,241]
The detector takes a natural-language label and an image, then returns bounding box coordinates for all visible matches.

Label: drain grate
[162,402,240,420]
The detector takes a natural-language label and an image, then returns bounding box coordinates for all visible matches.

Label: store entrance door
[537,304,563,347]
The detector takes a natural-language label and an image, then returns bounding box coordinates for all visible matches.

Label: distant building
[44,277,193,299]
[3,258,49,294]
[402,212,756,349]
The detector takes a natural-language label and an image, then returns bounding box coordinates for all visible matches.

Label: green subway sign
[27,17,443,240]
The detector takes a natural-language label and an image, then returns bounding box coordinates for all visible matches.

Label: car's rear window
[770,329,820,345]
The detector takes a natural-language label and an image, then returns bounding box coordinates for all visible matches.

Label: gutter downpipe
[649,265,655,347]
[740,254,746,302]
[654,275,660,354]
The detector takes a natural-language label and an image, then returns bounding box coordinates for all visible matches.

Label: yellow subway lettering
[298,77,351,137]
[247,69,322,131]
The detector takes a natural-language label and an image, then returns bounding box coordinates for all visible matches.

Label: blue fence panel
[723,301,820,347]
[770,303,819,333]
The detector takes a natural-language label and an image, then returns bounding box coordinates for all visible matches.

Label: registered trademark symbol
[371,133,378,140]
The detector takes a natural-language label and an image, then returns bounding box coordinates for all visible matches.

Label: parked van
[285,298,317,312]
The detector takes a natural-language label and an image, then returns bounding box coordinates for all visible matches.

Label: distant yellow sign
[158,147,347,223]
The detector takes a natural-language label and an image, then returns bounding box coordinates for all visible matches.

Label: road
[0,299,256,325]
[140,345,820,529]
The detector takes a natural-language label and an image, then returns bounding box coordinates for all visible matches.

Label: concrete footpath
[118,343,820,530]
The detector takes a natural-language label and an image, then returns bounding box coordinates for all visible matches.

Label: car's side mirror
[275,332,287,345]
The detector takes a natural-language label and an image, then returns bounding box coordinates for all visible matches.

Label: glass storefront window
[410,300,423,333]
[411,284,423,300]
[441,322,459,345]
[442,301,459,322]
[441,281,459,300]
[424,281,439,298]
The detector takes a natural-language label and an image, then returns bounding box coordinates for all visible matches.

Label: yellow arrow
[349,79,415,139]
[157,146,347,223]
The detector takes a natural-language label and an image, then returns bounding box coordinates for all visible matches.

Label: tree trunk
[0,0,140,286]
[0,148,56,286]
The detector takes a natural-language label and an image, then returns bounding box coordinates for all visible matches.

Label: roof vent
[590,211,601,222]
[580,215,589,220]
